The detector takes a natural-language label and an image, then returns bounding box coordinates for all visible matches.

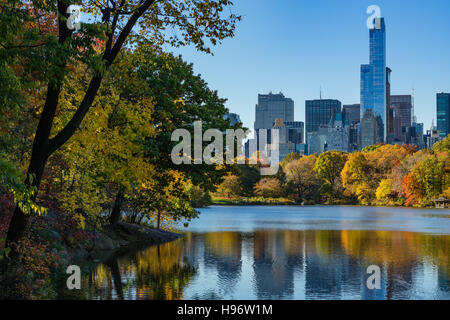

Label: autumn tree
[341,152,372,204]
[217,175,242,198]
[283,155,320,203]
[364,144,414,180]
[391,149,430,199]
[280,152,302,167]
[43,57,155,227]
[3,0,241,248]
[314,151,348,202]
[375,178,394,205]
[131,170,197,230]
[253,178,283,198]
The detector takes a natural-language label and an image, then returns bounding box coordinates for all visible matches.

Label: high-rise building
[412,122,425,149]
[278,142,297,162]
[425,124,441,149]
[270,119,304,161]
[254,93,294,151]
[255,93,294,131]
[285,121,304,144]
[307,125,328,155]
[343,104,360,125]
[386,67,393,143]
[343,104,360,152]
[305,99,341,144]
[348,123,359,152]
[360,109,378,148]
[272,119,304,144]
[327,112,350,152]
[390,95,412,143]
[360,17,387,146]
[437,93,450,138]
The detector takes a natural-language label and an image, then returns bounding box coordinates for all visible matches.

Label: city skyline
[172,0,450,133]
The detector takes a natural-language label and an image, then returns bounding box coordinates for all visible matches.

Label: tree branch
[48,0,156,153]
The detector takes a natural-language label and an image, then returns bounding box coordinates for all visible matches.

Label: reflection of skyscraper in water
[252,230,304,299]
[181,232,203,268]
[303,230,358,299]
[385,263,416,299]
[202,232,243,296]
[438,268,449,293]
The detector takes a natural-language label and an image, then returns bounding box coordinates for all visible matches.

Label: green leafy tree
[3,0,241,248]
[432,135,450,154]
[236,164,261,196]
[314,151,348,201]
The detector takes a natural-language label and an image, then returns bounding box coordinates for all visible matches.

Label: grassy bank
[211,196,296,206]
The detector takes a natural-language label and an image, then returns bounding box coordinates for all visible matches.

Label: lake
[76,206,450,300]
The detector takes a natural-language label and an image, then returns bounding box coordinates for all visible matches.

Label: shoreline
[73,222,184,263]
[209,200,443,209]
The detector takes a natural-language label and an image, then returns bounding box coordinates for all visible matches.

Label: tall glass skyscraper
[437,92,450,138]
[360,17,386,148]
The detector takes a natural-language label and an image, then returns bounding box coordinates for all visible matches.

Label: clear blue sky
[170,0,450,132]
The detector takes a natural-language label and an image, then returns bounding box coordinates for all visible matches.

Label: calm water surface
[79,206,450,300]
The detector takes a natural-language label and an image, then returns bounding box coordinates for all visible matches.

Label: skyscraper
[343,104,360,125]
[343,104,360,152]
[437,92,450,138]
[360,17,387,148]
[276,120,304,144]
[390,95,412,143]
[327,111,350,152]
[386,67,393,143]
[255,93,294,131]
[271,119,304,162]
[254,93,294,152]
[360,109,377,148]
[305,99,341,144]
[412,122,425,149]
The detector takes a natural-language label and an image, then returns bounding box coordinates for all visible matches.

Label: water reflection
[79,230,449,300]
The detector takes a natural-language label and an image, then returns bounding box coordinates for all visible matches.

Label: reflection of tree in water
[74,229,448,300]
[81,239,196,300]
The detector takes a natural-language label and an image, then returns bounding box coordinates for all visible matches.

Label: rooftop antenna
[320,86,322,100]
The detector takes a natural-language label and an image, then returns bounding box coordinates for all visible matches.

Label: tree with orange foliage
[402,172,423,207]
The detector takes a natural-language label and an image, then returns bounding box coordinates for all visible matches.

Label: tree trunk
[156,211,161,230]
[5,1,73,251]
[130,212,136,224]
[5,84,56,249]
[105,257,124,300]
[110,188,124,226]
[4,0,157,253]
